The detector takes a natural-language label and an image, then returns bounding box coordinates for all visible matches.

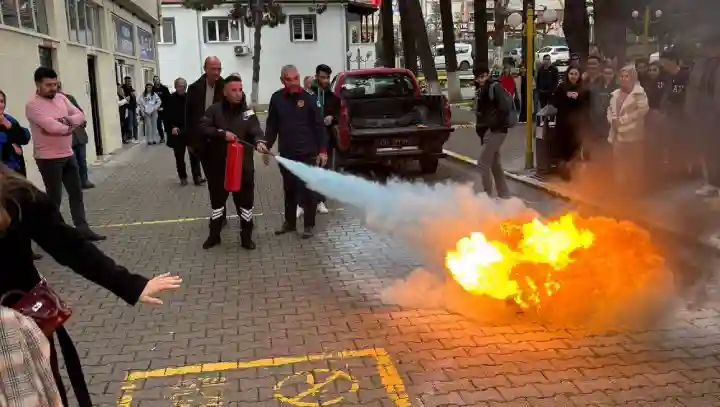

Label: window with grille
[289,15,316,42]
[203,18,243,43]
[160,17,175,44]
[66,0,101,46]
[1,0,48,33]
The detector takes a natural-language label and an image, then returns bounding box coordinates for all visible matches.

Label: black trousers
[156,114,165,141]
[280,156,317,228]
[173,144,202,180]
[36,156,88,230]
[202,158,254,234]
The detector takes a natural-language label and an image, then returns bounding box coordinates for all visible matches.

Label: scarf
[311,80,325,117]
[0,114,28,171]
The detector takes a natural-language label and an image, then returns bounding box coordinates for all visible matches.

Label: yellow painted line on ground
[443,148,478,166]
[95,214,248,228]
[117,348,408,407]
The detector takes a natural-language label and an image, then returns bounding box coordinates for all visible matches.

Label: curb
[442,148,720,253]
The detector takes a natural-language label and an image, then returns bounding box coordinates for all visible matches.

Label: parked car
[434,42,473,71]
[330,68,455,174]
[506,48,522,65]
[536,45,569,63]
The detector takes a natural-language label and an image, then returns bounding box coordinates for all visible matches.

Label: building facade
[0,0,159,185]
[158,0,378,106]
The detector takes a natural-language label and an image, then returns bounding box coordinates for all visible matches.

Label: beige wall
[0,0,158,187]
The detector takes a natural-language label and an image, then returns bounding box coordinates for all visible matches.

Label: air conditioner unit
[234,45,251,57]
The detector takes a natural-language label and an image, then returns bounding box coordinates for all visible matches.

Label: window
[1,0,48,33]
[38,46,53,68]
[289,15,316,42]
[159,17,175,44]
[143,68,154,85]
[456,45,470,54]
[340,74,414,98]
[66,0,101,46]
[203,18,243,43]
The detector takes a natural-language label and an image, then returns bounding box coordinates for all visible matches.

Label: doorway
[87,56,103,156]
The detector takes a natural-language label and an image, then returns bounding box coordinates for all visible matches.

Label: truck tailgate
[350,124,454,138]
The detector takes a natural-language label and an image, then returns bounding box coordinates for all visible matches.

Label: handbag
[0,279,72,336]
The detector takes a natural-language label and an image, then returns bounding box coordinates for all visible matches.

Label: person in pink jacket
[25,67,104,241]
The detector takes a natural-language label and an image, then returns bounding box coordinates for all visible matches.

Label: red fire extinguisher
[224,142,244,192]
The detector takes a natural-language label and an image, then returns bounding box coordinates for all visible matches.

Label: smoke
[275,156,677,331]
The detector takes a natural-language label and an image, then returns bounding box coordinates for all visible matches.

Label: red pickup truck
[329,67,454,174]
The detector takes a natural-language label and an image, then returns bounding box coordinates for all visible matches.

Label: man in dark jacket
[473,64,511,199]
[164,77,204,186]
[58,82,94,189]
[304,63,340,216]
[186,56,224,156]
[122,76,139,143]
[256,64,328,239]
[152,76,171,143]
[198,75,262,250]
[535,55,559,108]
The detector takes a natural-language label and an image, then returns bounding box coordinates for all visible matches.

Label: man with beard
[535,55,559,108]
[152,75,171,143]
[198,75,261,250]
[164,77,204,186]
[256,65,328,239]
[25,67,104,241]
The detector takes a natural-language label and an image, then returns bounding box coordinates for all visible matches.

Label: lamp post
[586,5,594,44]
[631,7,662,49]
[348,48,373,69]
[507,5,558,170]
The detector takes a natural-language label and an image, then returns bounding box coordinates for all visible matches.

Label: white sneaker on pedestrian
[696,184,718,197]
[131,139,140,144]
[296,206,304,217]
[317,202,329,213]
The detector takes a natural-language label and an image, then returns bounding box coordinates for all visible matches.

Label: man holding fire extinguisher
[257,65,328,239]
[198,75,262,250]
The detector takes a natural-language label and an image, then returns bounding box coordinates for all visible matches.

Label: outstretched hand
[139,273,182,305]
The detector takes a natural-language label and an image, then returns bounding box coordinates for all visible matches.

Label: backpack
[488,80,519,127]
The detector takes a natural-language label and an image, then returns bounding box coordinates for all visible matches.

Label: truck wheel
[459,61,471,71]
[419,157,439,174]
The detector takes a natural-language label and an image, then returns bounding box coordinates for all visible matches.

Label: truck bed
[350,124,452,138]
[346,94,449,132]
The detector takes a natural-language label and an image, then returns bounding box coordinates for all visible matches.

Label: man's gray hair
[174,77,186,86]
[280,65,298,77]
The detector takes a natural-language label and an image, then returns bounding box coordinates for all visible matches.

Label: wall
[0,0,159,187]
[158,3,348,105]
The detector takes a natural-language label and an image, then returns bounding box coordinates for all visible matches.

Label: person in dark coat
[0,90,30,177]
[164,77,204,186]
[0,164,181,407]
[552,66,590,179]
[256,64,328,239]
[58,82,94,189]
[122,76,139,144]
[535,55,560,108]
[304,63,340,216]
[152,75,171,143]
[197,75,261,250]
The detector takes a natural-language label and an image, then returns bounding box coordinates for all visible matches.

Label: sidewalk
[442,127,720,252]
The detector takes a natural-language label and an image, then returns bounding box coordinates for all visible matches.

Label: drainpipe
[342,4,350,70]
[196,10,204,75]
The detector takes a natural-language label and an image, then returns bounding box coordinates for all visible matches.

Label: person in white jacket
[138,83,162,145]
[607,65,649,190]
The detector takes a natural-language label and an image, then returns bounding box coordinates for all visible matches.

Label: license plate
[378,138,416,147]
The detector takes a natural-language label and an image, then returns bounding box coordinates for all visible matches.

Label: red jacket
[499,75,516,96]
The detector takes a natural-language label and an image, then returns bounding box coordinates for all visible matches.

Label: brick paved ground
[35,133,720,406]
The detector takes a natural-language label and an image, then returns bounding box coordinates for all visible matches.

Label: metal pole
[524,0,535,169]
[642,6,650,50]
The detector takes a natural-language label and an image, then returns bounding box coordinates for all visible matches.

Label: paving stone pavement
[36,141,720,407]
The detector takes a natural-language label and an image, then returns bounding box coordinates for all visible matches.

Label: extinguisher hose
[234,139,276,157]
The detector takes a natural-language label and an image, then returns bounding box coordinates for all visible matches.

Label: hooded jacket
[0,114,30,172]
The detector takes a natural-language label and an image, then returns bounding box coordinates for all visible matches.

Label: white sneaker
[131,139,140,144]
[317,202,329,213]
[296,206,304,217]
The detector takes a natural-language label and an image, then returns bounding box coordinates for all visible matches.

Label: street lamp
[631,7,662,49]
[506,5,558,169]
[347,49,373,69]
[586,5,594,44]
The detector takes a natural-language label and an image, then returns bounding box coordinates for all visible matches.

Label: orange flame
[446,214,595,309]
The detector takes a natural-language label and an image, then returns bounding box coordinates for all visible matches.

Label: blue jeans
[72,144,89,183]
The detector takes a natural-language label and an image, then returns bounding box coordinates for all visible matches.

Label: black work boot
[240,220,256,250]
[274,222,296,235]
[194,176,206,186]
[202,218,223,249]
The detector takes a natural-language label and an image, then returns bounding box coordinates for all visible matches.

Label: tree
[440,0,462,101]
[398,0,418,74]
[473,0,489,68]
[562,0,590,61]
[405,0,441,93]
[379,0,396,67]
[591,0,631,64]
[491,0,510,68]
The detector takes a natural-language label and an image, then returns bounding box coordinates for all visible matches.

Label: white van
[434,42,473,71]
